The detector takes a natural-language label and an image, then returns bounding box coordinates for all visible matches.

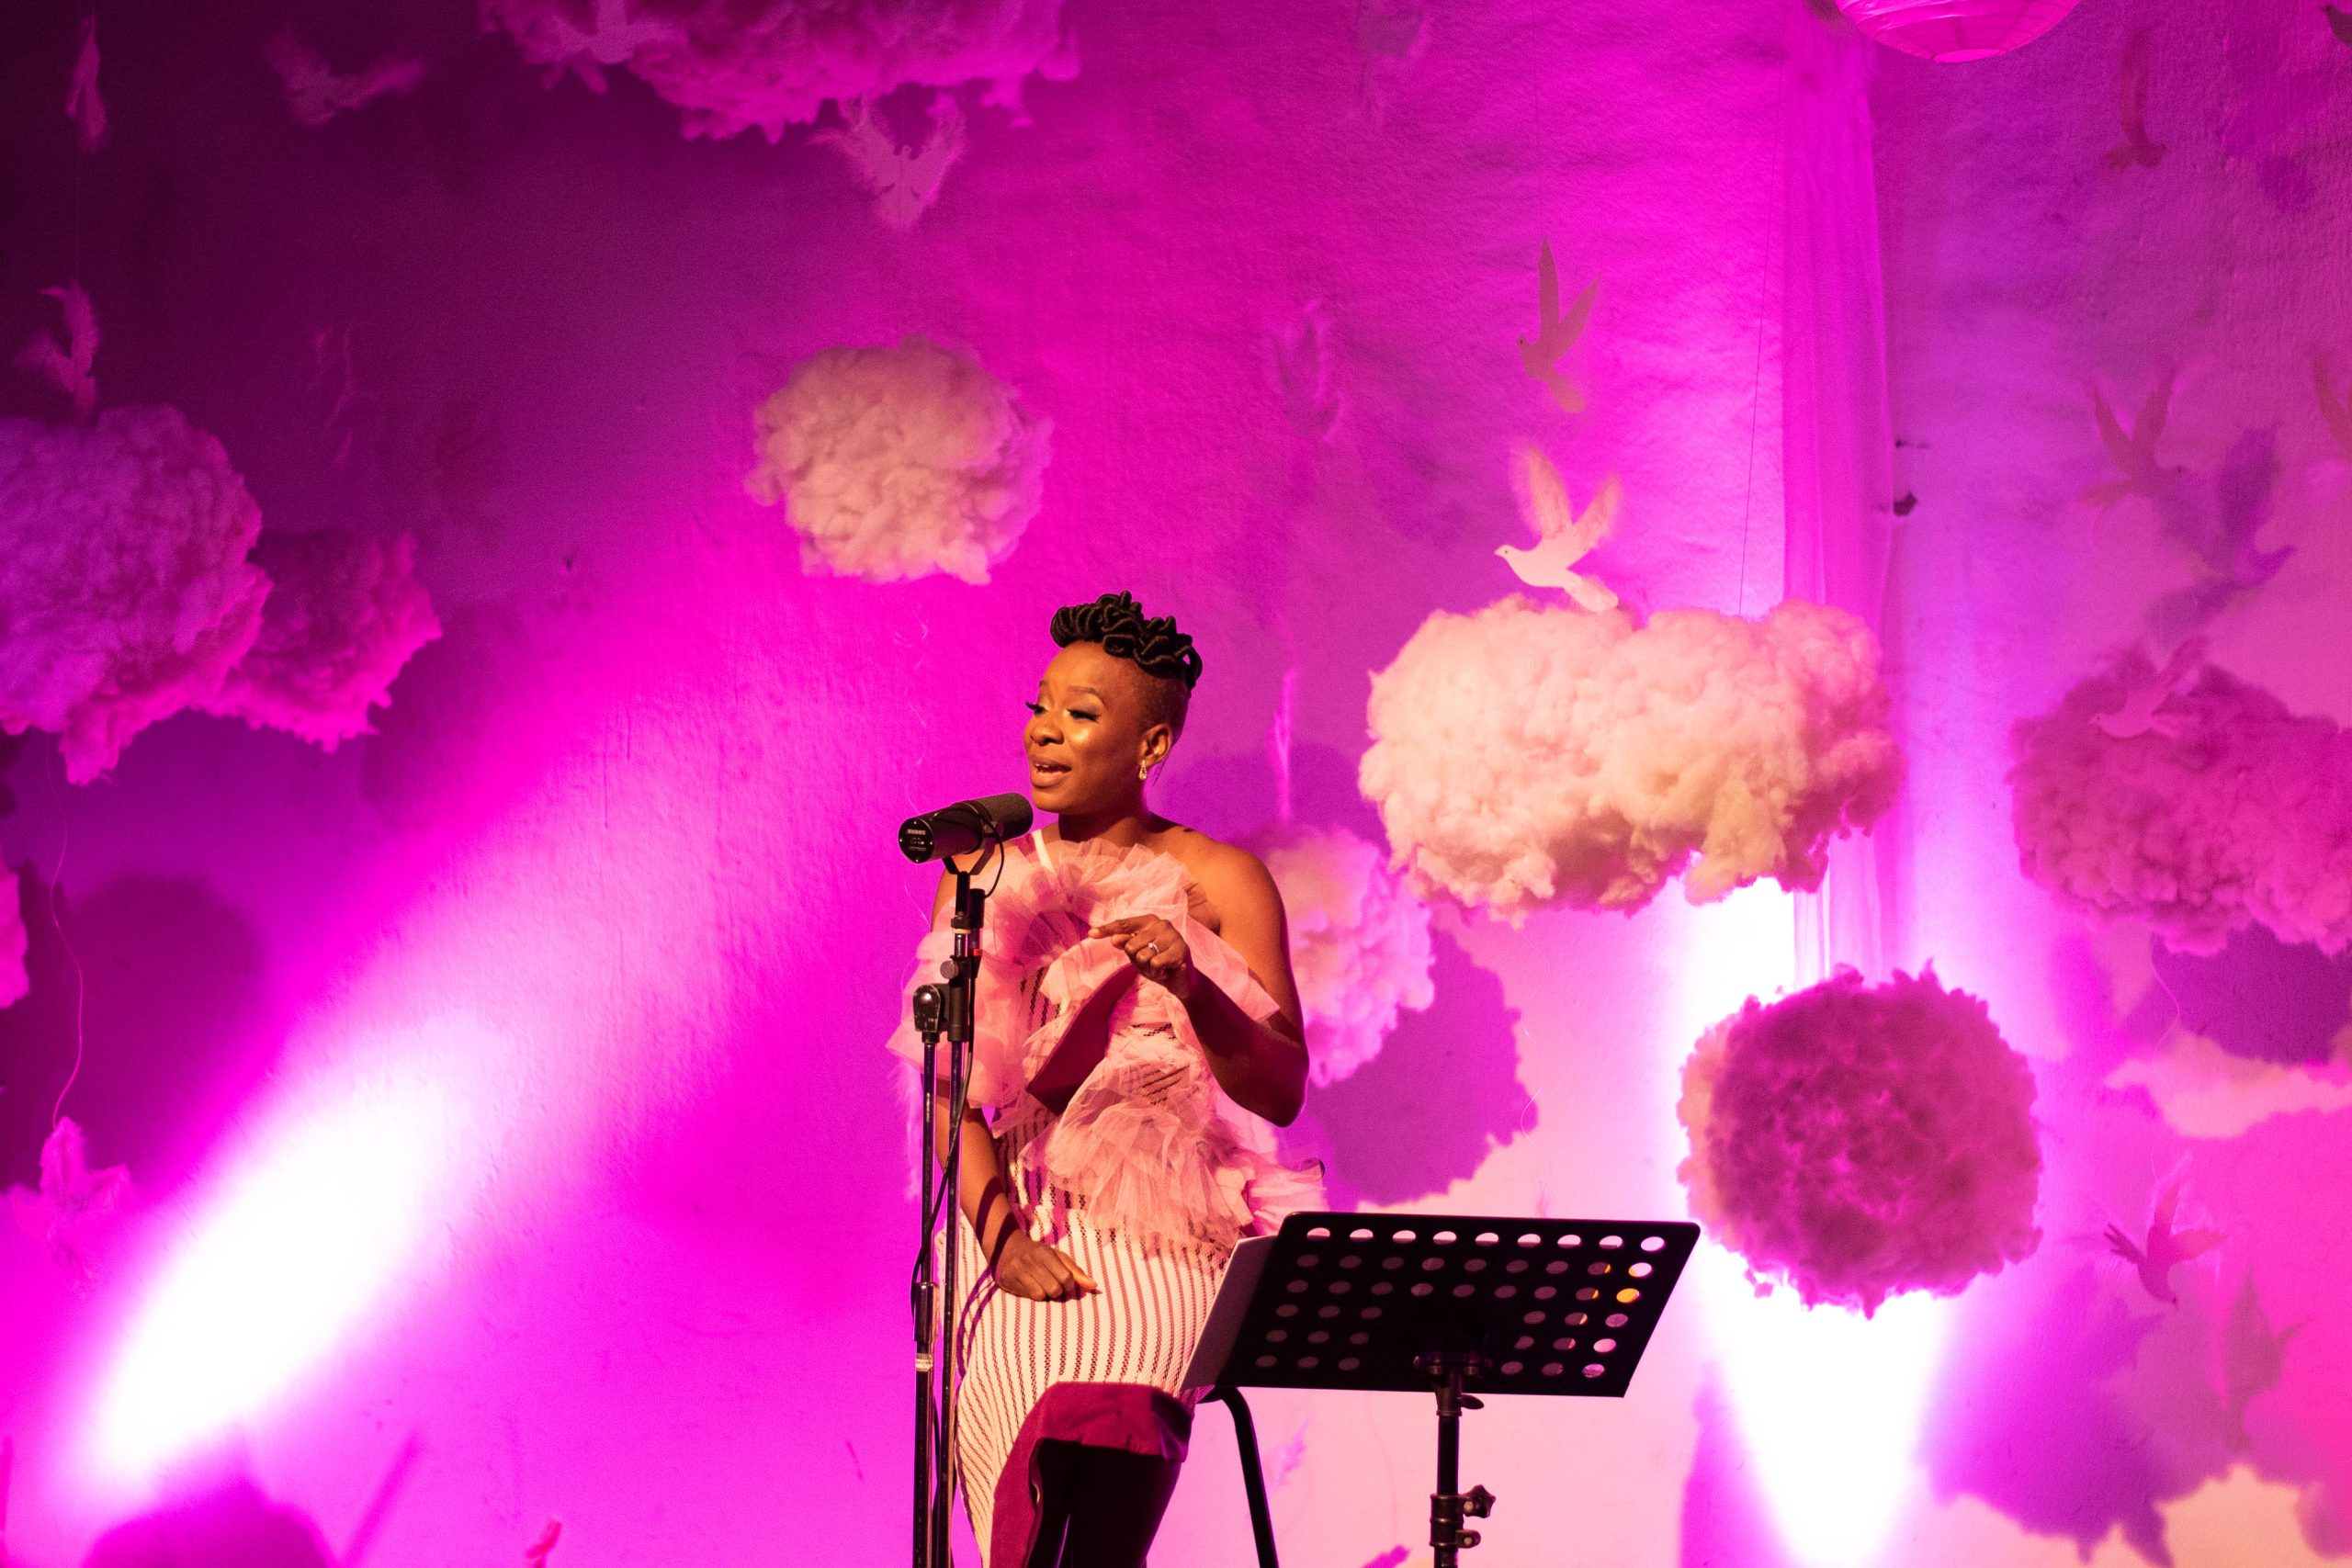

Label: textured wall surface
[0,0,2345,1565]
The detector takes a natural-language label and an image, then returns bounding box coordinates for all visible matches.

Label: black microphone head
[899,792,1035,863]
[971,793,1035,839]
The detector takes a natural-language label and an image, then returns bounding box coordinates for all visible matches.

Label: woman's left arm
[1097,849,1308,1125]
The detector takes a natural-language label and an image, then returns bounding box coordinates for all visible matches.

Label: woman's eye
[1070,710,1099,722]
[1023,702,1045,716]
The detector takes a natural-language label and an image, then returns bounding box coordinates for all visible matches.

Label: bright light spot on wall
[1701,1247,1951,1568]
[1665,882,1950,1568]
[86,1030,489,1489]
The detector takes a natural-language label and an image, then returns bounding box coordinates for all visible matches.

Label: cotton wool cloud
[1259,825,1434,1087]
[2011,653,2352,954]
[746,336,1050,585]
[0,407,268,782]
[1679,968,2043,1315]
[204,531,441,750]
[1359,595,1900,919]
[484,0,1074,141]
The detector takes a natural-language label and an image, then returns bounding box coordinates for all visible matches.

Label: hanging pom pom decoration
[201,531,442,749]
[0,404,269,781]
[745,336,1050,585]
[1361,595,1901,920]
[1678,967,2042,1314]
[1835,0,2081,62]
[2010,649,2352,955]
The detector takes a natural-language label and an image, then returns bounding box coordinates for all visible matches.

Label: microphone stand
[911,844,996,1568]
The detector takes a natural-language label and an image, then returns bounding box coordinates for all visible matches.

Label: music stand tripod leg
[1211,1385,1281,1568]
[1419,1352,1495,1567]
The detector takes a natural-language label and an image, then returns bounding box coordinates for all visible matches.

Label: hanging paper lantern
[1836,0,2080,62]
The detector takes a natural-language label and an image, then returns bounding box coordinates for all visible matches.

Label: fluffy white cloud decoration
[745,336,1050,584]
[1679,967,2042,1314]
[1,868,27,1010]
[483,0,1075,141]
[2011,653,2352,954]
[203,531,442,749]
[0,408,268,781]
[1258,825,1434,1087]
[1360,595,1900,919]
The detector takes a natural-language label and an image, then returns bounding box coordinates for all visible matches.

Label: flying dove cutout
[2105,30,2165,172]
[2083,372,2179,508]
[11,1117,131,1283]
[2221,1271,2305,1450]
[817,96,967,231]
[1267,300,1340,443]
[267,30,425,128]
[2104,1181,2223,1306]
[533,0,678,93]
[1498,444,1621,613]
[2313,349,2352,462]
[2094,636,2205,739]
[66,17,107,152]
[16,282,99,422]
[1518,241,1597,416]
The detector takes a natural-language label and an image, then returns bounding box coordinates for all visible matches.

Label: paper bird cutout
[268,30,426,128]
[10,1117,132,1283]
[2103,1181,2222,1306]
[524,1517,562,1566]
[16,282,99,422]
[1267,666,1297,826]
[2094,636,2205,739]
[817,96,967,231]
[310,324,362,468]
[2082,372,2178,508]
[1267,300,1340,443]
[1498,445,1620,612]
[66,17,107,152]
[1518,241,1597,415]
[2221,1271,2304,1450]
[1355,0,1426,121]
[532,0,676,93]
[2313,349,2352,462]
[2105,30,2165,171]
[2176,429,2294,604]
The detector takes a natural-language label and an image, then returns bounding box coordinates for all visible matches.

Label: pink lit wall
[0,1,2345,1566]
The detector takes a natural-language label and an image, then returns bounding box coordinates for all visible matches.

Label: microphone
[899,792,1035,863]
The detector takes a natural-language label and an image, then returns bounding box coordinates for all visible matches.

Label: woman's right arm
[927,865,1096,1303]
[936,1099,1095,1302]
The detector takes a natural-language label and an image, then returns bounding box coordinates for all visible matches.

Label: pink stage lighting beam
[86,1030,489,1491]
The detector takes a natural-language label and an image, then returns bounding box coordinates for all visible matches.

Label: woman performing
[888,592,1323,1565]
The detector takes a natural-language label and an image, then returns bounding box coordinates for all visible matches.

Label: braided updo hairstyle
[1050,591,1202,738]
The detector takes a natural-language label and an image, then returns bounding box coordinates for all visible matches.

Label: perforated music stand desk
[1182,1212,1700,1568]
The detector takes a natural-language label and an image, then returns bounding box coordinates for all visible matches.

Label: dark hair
[1050,591,1201,736]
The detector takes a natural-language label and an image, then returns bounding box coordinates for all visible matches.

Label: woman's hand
[993,1231,1101,1302]
[1092,914,1193,998]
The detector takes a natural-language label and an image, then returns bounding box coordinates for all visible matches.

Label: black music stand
[1182,1212,1700,1568]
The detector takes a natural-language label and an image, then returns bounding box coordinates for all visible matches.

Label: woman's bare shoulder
[1154,826,1283,914]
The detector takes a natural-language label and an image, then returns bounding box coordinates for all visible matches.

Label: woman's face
[1024,642,1170,816]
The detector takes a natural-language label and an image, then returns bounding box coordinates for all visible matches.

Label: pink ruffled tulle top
[886,831,1324,1255]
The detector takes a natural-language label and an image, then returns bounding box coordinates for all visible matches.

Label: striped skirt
[950,1169,1229,1563]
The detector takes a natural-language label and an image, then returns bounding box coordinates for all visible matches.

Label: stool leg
[1212,1386,1281,1568]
